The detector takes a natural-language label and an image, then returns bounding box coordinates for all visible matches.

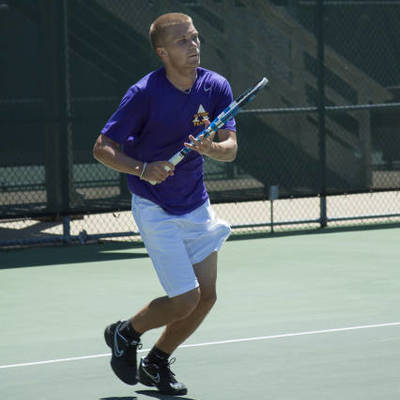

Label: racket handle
[148,153,184,185]
[149,165,171,186]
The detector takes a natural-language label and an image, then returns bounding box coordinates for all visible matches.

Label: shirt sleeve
[214,78,236,132]
[101,85,147,144]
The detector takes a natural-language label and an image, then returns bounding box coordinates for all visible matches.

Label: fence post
[317,0,327,227]
[40,0,72,216]
[63,215,72,243]
[269,185,279,233]
[359,94,373,188]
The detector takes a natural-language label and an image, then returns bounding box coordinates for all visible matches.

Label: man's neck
[165,68,198,92]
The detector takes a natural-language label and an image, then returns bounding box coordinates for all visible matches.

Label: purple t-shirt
[101,67,236,215]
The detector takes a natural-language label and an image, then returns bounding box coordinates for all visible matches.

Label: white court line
[1,321,399,370]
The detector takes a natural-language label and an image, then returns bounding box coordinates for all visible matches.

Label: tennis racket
[149,76,269,185]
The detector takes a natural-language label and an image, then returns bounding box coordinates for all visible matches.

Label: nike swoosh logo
[142,366,160,383]
[113,323,126,358]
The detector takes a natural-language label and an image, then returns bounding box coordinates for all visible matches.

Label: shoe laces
[130,340,142,350]
[159,357,177,380]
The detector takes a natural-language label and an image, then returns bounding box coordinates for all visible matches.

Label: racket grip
[149,165,171,186]
[148,153,184,185]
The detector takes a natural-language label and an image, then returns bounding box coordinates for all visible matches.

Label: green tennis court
[1,227,399,400]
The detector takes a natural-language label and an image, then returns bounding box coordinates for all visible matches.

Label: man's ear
[156,48,168,58]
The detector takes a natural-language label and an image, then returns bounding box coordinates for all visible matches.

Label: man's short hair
[149,13,193,51]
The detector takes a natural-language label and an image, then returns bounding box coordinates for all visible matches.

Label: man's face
[159,22,200,69]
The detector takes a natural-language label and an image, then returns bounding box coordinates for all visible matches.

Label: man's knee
[170,288,200,320]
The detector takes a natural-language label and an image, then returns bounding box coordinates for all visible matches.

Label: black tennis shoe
[138,357,188,395]
[104,320,141,385]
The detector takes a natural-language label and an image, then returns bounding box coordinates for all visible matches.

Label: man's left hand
[184,120,215,156]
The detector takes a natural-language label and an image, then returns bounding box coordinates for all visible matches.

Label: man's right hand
[141,161,175,184]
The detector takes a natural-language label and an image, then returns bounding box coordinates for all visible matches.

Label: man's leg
[104,283,200,387]
[137,251,218,395]
[131,287,200,334]
[154,251,218,354]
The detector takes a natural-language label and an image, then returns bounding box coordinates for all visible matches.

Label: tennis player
[93,12,237,395]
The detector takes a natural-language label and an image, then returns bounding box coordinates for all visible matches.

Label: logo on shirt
[192,104,210,127]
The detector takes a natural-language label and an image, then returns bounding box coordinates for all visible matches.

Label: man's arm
[93,134,143,176]
[93,134,174,183]
[207,129,237,162]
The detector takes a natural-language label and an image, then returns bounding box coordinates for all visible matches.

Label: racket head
[235,77,269,108]
[213,77,269,125]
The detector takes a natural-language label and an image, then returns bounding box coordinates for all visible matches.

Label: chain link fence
[1,0,400,247]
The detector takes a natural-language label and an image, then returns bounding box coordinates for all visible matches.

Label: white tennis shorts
[131,194,231,298]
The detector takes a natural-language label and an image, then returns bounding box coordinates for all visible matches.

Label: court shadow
[136,389,198,400]
[0,241,148,269]
[100,397,137,400]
